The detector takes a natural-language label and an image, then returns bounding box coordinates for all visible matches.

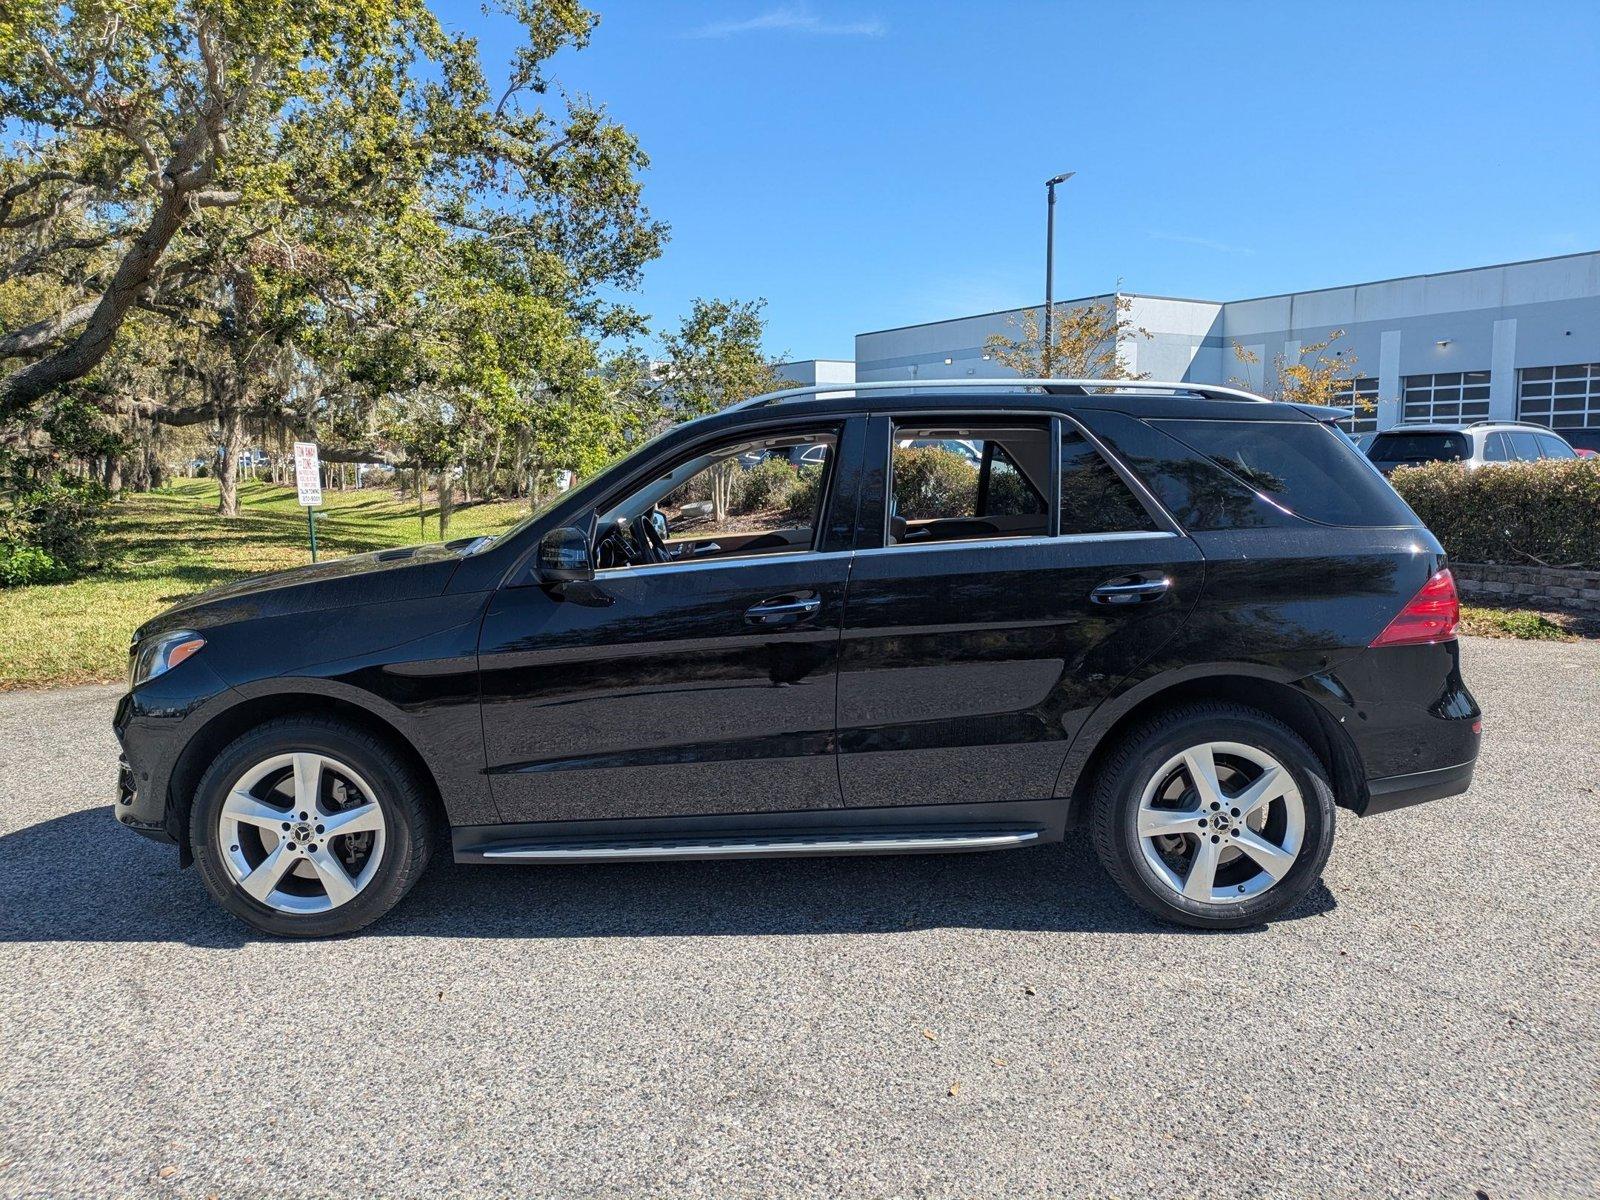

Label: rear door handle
[745,597,822,625]
[1090,576,1171,606]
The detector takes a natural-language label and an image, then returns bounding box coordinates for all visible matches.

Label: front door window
[595,430,837,569]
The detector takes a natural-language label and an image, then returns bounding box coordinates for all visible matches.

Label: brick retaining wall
[1451,562,1600,615]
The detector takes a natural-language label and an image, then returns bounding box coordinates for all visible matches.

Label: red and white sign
[293,441,322,507]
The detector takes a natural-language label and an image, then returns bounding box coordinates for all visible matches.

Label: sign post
[293,441,323,562]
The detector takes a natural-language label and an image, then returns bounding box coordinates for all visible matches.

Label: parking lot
[1,637,1597,1199]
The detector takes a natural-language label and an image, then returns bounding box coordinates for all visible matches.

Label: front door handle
[1090,576,1171,606]
[745,597,822,625]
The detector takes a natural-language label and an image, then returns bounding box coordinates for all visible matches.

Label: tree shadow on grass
[0,805,1336,948]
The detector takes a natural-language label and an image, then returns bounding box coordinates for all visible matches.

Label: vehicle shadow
[0,807,1336,947]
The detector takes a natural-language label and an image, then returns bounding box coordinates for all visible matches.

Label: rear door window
[1059,429,1158,535]
[887,420,1049,545]
[1483,432,1511,462]
[1508,431,1544,461]
[1153,418,1418,527]
[1368,431,1471,465]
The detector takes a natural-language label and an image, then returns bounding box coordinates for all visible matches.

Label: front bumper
[112,658,233,847]
[114,752,173,843]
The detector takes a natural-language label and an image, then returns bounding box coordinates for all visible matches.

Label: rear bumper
[1360,759,1475,816]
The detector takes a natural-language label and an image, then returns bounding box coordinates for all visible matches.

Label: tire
[1089,702,1336,930]
[190,716,434,938]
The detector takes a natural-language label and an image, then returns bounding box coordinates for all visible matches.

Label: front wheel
[190,717,433,938]
[1089,702,1336,929]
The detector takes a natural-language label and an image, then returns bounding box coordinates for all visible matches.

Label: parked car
[738,442,832,470]
[1365,421,1579,473]
[1560,428,1600,458]
[899,436,982,467]
[115,378,1481,937]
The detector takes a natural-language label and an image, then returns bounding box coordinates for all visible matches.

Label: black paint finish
[113,387,1481,865]
[478,554,850,821]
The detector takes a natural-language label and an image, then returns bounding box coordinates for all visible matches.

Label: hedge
[1389,460,1600,569]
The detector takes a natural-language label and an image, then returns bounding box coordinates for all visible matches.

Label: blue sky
[436,0,1600,361]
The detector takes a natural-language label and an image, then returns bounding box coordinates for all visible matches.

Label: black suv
[114,379,1481,937]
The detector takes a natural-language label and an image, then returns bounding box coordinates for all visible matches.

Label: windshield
[1368,431,1470,464]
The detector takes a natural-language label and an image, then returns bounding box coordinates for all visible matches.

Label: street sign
[293,441,323,561]
[293,441,323,507]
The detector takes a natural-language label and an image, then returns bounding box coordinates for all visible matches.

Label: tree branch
[0,300,101,359]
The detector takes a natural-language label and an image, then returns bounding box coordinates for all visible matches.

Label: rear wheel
[1089,703,1336,929]
[190,717,433,937]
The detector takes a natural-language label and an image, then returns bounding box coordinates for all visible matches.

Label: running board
[469,828,1041,864]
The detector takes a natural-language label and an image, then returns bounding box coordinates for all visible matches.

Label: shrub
[7,476,111,576]
[1389,460,1600,568]
[891,446,977,520]
[0,475,111,584]
[786,464,824,520]
[362,465,395,488]
[0,542,70,587]
[733,456,798,513]
[987,463,1044,516]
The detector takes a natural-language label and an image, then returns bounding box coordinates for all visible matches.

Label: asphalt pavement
[1,637,1597,1198]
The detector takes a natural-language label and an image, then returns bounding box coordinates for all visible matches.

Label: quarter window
[1536,433,1578,459]
[1518,364,1600,431]
[1402,371,1491,424]
[1157,418,1418,528]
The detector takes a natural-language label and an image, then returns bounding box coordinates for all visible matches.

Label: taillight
[1370,568,1460,648]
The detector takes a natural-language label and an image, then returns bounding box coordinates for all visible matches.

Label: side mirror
[536,526,594,584]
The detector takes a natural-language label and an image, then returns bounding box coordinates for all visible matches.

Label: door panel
[479,554,850,823]
[835,535,1204,807]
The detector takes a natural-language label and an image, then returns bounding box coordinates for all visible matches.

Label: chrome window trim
[596,547,854,578]
[872,408,1183,551]
[853,531,1179,560]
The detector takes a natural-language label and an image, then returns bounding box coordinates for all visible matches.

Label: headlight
[129,630,207,689]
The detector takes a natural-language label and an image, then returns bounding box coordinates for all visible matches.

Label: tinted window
[983,444,1047,517]
[1155,419,1418,527]
[1060,429,1157,535]
[1508,431,1543,461]
[1482,432,1511,462]
[1537,433,1578,459]
[1074,410,1295,531]
[1368,431,1470,464]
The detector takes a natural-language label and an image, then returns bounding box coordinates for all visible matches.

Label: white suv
[1365,422,1580,474]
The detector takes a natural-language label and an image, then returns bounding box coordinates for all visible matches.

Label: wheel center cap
[293,822,313,844]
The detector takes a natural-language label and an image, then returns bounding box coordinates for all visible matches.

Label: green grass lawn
[0,479,530,690]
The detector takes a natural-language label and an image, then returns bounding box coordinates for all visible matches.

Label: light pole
[1042,171,1074,376]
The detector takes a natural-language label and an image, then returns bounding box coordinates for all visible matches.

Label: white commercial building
[849,251,1600,436]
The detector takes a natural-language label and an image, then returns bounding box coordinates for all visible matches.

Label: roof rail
[732,377,1272,410]
[1464,419,1552,431]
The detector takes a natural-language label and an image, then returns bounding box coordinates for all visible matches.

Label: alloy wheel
[1135,741,1305,906]
[217,752,387,914]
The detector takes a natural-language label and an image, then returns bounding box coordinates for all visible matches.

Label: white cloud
[688,6,886,39]
[1149,231,1256,256]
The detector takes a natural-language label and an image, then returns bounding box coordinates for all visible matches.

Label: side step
[470,828,1041,864]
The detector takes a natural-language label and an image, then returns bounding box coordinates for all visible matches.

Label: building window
[1332,377,1379,433]
[1517,365,1600,430]
[1401,372,1490,424]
